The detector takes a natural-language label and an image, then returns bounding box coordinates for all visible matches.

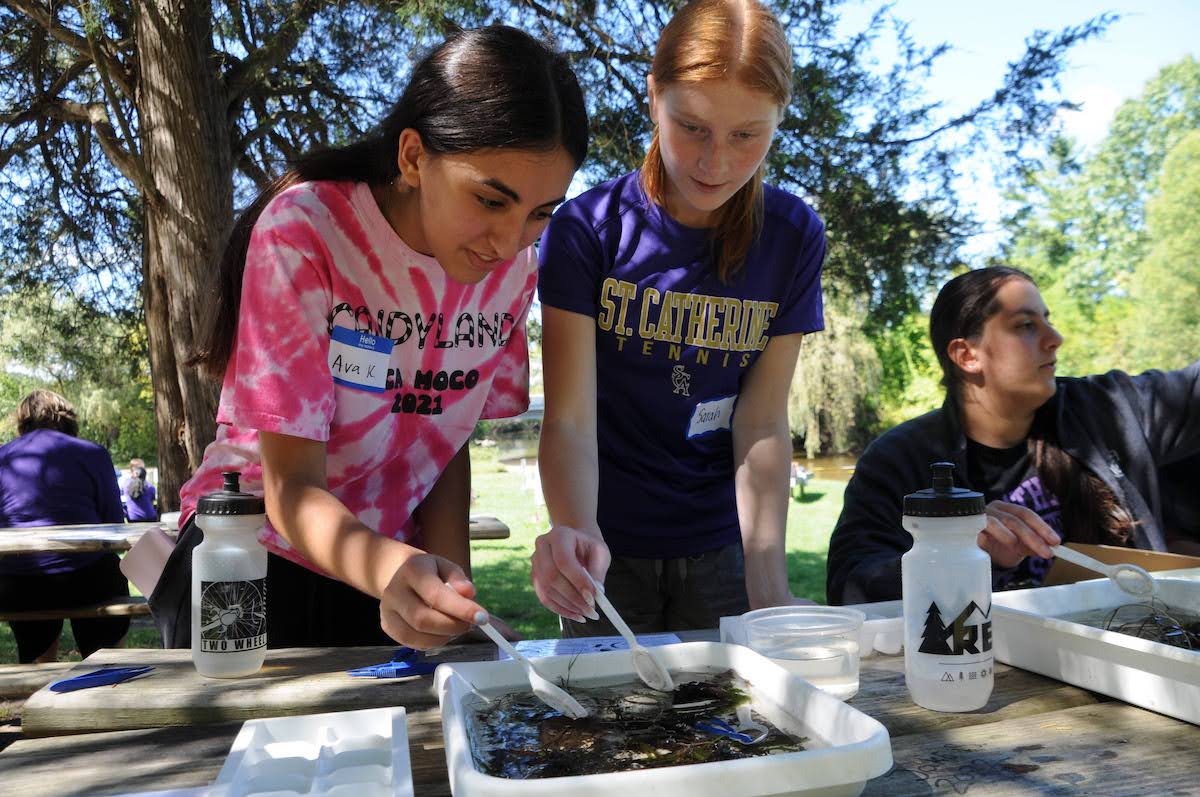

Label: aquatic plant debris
[467,670,809,779]
[1060,600,1200,650]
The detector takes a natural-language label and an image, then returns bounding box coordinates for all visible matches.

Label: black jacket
[826,361,1200,605]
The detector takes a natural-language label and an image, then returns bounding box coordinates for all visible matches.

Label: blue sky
[840,0,1198,149]
[836,0,1199,251]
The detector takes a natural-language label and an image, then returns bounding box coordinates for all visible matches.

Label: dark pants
[150,516,393,649]
[0,553,131,663]
[561,542,750,638]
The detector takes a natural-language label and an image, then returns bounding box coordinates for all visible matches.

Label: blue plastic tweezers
[694,717,757,745]
[50,665,155,693]
[347,647,438,678]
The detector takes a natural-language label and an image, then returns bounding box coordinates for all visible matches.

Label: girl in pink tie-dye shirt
[159,27,587,650]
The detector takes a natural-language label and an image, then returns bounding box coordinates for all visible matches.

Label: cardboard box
[1043,543,1200,586]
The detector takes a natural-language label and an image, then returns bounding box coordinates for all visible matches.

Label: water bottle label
[199,578,267,653]
[917,598,993,655]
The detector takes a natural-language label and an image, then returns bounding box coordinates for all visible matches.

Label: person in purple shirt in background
[0,389,130,662]
[532,0,824,635]
[120,459,158,522]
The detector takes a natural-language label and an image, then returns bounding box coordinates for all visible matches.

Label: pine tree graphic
[919,600,953,654]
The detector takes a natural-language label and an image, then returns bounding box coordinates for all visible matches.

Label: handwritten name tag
[328,326,392,393]
[687,394,736,438]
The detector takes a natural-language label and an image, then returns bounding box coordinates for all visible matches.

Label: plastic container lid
[196,471,265,516]
[903,461,984,517]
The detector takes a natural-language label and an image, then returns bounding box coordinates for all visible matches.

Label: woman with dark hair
[0,390,129,662]
[827,267,1200,605]
[120,462,158,522]
[158,25,589,650]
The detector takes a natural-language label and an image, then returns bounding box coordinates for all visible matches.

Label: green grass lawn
[466,445,843,639]
[0,443,846,663]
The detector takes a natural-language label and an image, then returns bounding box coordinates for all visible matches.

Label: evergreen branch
[5,0,135,97]
[223,0,323,110]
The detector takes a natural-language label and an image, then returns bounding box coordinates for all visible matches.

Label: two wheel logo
[200,579,267,651]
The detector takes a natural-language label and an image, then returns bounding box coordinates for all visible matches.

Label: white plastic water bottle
[192,471,268,678]
[902,462,993,711]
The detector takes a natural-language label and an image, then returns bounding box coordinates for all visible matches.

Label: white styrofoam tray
[991,575,1200,725]
[210,706,412,797]
[436,640,893,797]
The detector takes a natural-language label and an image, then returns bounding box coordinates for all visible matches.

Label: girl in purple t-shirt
[533,0,825,634]
[167,27,588,651]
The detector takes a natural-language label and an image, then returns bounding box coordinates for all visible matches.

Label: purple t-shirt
[538,172,825,558]
[120,477,158,522]
[0,429,124,575]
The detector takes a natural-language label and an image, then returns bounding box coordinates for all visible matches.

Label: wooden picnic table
[0,518,506,623]
[0,516,509,554]
[3,629,1197,796]
[0,522,170,556]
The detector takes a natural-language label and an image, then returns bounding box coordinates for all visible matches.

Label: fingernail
[573,614,587,624]
[473,611,488,625]
[586,608,600,621]
[586,592,596,609]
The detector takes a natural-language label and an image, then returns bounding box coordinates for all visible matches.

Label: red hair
[641,0,792,281]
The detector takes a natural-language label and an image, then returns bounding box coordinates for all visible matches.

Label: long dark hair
[191,25,589,378]
[930,267,1133,546]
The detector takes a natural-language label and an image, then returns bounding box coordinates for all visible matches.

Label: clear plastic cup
[742,606,866,700]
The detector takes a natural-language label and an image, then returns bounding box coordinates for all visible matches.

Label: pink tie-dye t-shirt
[179,181,534,572]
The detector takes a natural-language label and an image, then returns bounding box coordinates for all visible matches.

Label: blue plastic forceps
[694,717,758,745]
[347,647,438,678]
[50,665,154,693]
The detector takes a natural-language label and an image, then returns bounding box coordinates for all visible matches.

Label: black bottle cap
[196,471,265,516]
[903,462,985,517]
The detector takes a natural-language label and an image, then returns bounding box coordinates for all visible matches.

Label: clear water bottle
[192,471,268,678]
[902,462,993,711]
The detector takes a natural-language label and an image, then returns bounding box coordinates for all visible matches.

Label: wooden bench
[0,596,150,623]
[468,515,510,540]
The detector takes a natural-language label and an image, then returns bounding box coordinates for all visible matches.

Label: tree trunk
[137,1,231,511]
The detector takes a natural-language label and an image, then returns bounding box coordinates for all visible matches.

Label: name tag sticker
[687,394,736,439]
[328,326,392,393]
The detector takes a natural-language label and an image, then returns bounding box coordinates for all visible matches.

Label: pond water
[466,670,808,779]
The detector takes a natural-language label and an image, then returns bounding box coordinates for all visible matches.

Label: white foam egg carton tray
[208,706,412,797]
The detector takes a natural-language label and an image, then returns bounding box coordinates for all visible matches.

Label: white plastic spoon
[475,616,590,719]
[733,704,768,744]
[584,571,675,692]
[1051,545,1155,599]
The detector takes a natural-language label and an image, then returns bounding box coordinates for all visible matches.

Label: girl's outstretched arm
[733,332,809,609]
[259,431,486,649]
[532,305,607,623]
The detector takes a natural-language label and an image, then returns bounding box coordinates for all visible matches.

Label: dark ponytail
[930,267,1134,546]
[191,25,588,378]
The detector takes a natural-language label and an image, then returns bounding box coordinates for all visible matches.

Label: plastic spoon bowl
[584,572,675,692]
[475,617,590,719]
[733,704,768,744]
[1051,545,1155,599]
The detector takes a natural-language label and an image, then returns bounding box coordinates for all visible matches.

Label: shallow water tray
[992,576,1200,725]
[436,640,893,797]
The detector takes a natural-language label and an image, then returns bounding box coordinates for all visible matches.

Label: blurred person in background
[120,458,158,521]
[0,390,129,662]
